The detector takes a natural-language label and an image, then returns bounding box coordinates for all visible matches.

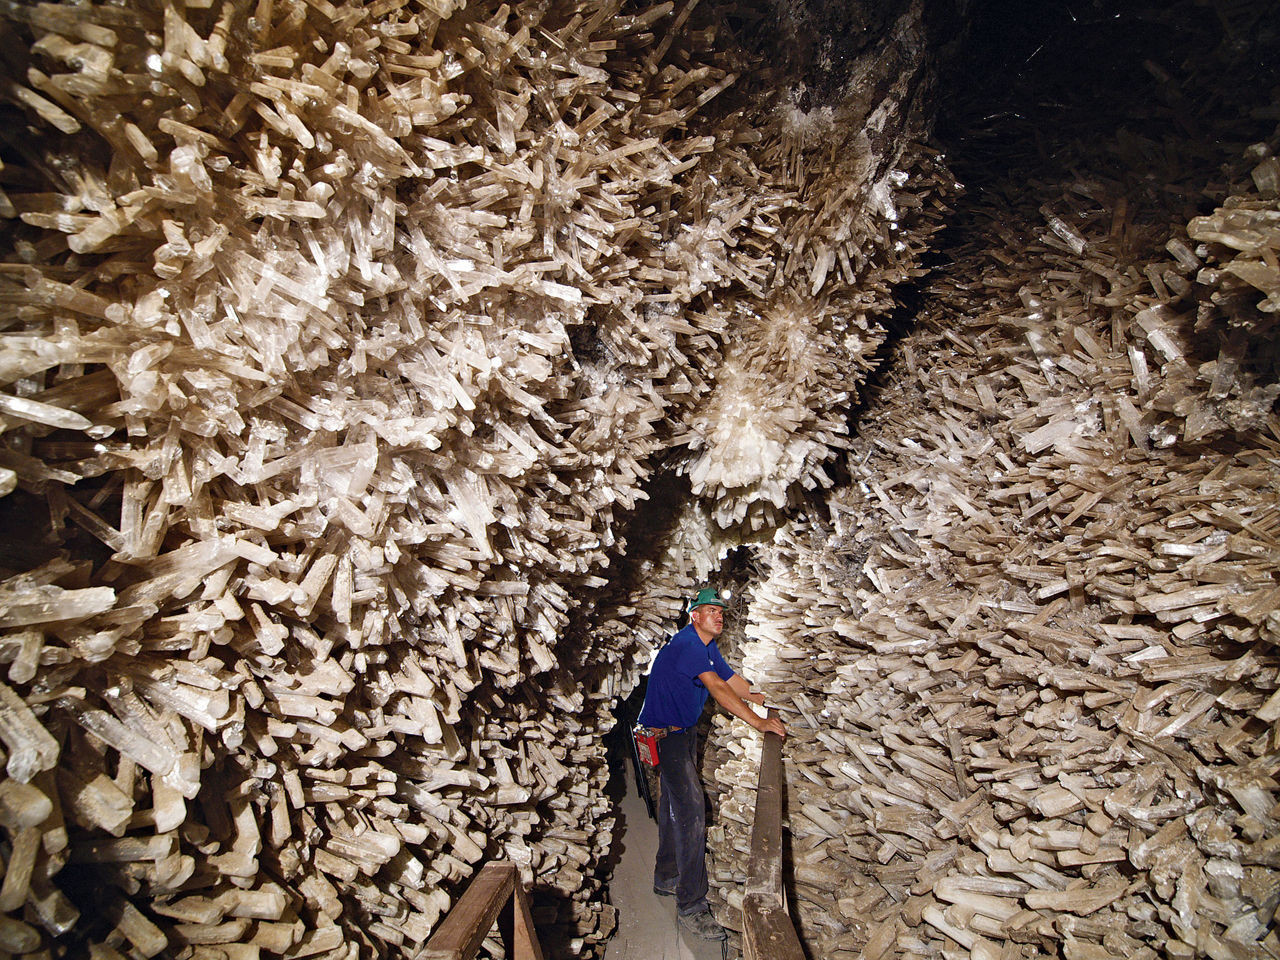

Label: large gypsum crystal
[0,0,946,956]
[674,289,882,529]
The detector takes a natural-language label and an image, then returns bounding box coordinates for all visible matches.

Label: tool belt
[633,724,682,766]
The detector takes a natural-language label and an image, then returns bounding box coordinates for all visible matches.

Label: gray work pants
[654,728,709,916]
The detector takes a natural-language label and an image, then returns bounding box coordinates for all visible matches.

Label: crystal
[151,774,187,832]
[0,392,94,431]
[1250,156,1280,198]
[131,676,228,733]
[0,914,41,954]
[60,764,131,836]
[0,681,59,783]
[0,584,116,629]
[19,0,1255,955]
[114,901,167,958]
[6,630,43,684]
[0,825,40,913]
[0,778,52,830]
[57,698,177,780]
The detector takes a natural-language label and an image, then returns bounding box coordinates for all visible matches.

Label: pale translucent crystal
[6,630,43,684]
[151,774,187,832]
[207,799,261,879]
[59,698,176,779]
[116,901,168,958]
[214,886,287,920]
[0,825,40,913]
[0,0,960,952]
[0,583,116,628]
[0,391,93,431]
[1040,204,1087,254]
[1188,207,1280,253]
[1250,156,1280,197]
[62,770,131,836]
[0,681,59,782]
[117,539,241,606]
[7,82,79,133]
[132,677,229,733]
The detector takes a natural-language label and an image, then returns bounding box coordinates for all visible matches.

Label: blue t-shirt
[637,624,735,729]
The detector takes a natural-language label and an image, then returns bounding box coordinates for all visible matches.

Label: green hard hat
[689,587,727,611]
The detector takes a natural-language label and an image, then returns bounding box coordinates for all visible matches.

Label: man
[637,587,787,941]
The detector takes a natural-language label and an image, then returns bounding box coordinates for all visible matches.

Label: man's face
[691,604,724,638]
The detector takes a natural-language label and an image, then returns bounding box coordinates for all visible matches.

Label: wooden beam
[745,723,786,902]
[419,862,516,960]
[742,894,805,960]
[741,715,805,960]
[511,870,546,960]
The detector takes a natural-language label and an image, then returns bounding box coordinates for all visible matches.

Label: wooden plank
[418,862,515,960]
[741,894,805,960]
[510,871,545,960]
[744,720,786,902]
[741,716,805,960]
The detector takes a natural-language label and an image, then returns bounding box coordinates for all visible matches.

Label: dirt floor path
[604,767,732,960]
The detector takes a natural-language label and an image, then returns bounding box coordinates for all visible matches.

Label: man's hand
[756,714,786,738]
[702,672,787,737]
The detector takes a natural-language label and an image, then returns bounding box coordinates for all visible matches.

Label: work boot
[678,909,726,941]
[653,881,676,897]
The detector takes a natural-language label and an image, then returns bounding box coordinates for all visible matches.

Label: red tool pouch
[633,725,660,767]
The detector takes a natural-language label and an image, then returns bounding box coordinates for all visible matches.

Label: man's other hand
[744,691,767,706]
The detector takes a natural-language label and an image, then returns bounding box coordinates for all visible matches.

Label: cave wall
[702,5,1280,958]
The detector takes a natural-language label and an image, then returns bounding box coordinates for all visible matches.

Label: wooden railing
[741,716,805,960]
[422,718,799,960]
[418,862,544,960]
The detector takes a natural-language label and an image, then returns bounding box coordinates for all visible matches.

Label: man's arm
[700,671,786,737]
[726,673,766,706]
